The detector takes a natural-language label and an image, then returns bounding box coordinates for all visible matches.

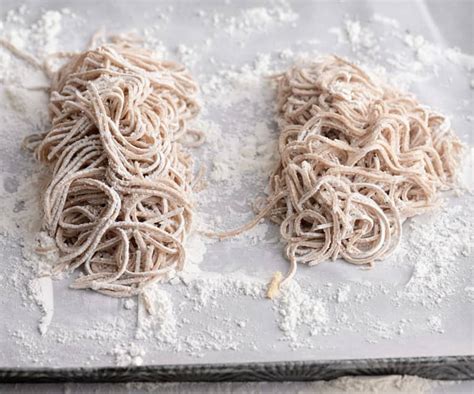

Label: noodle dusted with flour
[212,55,462,290]
[269,55,462,282]
[27,41,200,297]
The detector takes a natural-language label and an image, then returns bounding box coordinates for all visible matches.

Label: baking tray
[2,356,473,383]
[0,0,473,383]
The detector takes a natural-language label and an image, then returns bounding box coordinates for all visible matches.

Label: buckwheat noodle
[209,55,463,293]
[24,40,201,297]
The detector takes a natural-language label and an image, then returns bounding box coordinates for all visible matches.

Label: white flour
[199,1,298,38]
[274,281,329,343]
[395,204,473,308]
[0,2,473,369]
[136,285,178,345]
[112,343,145,367]
[28,276,54,336]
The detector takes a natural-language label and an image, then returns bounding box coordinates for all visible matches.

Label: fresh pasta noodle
[25,40,201,297]
[211,55,463,291]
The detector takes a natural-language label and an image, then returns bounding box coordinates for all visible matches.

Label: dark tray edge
[1,355,473,383]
